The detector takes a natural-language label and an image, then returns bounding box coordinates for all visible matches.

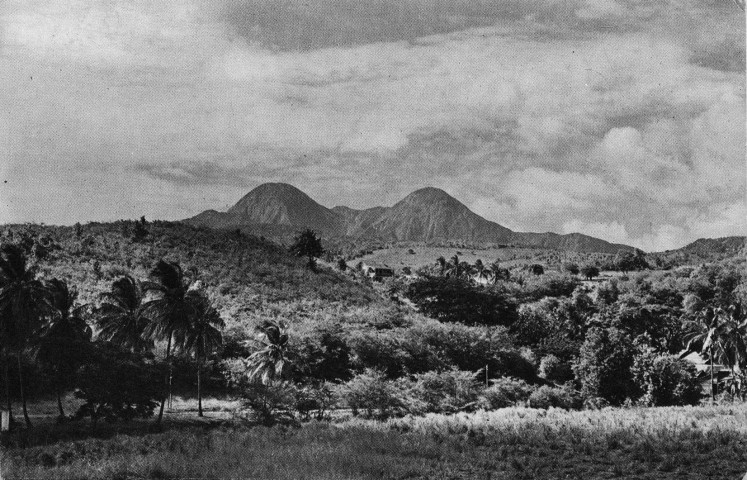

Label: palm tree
[97,276,152,353]
[181,289,223,417]
[473,260,491,284]
[685,305,747,403]
[246,320,289,385]
[448,255,461,278]
[34,279,92,418]
[0,244,51,427]
[490,260,507,284]
[141,260,195,424]
[436,257,447,276]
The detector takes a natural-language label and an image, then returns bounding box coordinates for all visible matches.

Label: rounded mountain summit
[184,183,634,253]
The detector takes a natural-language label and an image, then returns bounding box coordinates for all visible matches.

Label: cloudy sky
[0,0,744,250]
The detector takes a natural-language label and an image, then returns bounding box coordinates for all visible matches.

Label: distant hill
[673,237,746,256]
[649,236,746,266]
[184,183,635,254]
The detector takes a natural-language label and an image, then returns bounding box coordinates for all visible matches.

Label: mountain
[360,187,513,243]
[184,183,634,253]
[227,183,343,233]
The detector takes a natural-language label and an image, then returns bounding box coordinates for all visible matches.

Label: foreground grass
[3,405,747,479]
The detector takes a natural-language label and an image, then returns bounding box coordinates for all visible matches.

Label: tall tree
[0,244,51,427]
[34,279,92,418]
[181,290,224,417]
[290,229,324,271]
[141,260,195,424]
[97,276,152,353]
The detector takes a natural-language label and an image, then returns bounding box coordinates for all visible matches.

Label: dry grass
[3,404,747,479]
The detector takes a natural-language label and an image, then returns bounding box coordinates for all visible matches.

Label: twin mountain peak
[185,183,633,253]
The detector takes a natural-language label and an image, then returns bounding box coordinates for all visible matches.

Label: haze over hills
[184,183,637,254]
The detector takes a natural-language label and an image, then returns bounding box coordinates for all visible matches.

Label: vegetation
[4,405,747,479]
[290,229,324,271]
[0,220,745,478]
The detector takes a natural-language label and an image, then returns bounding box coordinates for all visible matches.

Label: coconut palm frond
[149,260,185,292]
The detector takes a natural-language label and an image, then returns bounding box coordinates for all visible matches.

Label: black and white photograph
[0,0,745,478]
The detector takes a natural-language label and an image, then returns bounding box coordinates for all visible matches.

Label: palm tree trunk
[156,334,172,424]
[56,381,65,418]
[197,356,203,417]
[3,353,13,427]
[710,350,715,405]
[17,354,31,427]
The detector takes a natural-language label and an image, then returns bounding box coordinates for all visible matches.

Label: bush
[539,354,573,383]
[335,369,408,419]
[573,327,635,405]
[74,343,165,426]
[288,323,353,383]
[408,369,480,414]
[293,383,336,421]
[478,377,536,409]
[239,381,297,425]
[347,320,535,381]
[404,276,518,326]
[521,273,578,302]
[528,385,581,410]
[632,351,702,406]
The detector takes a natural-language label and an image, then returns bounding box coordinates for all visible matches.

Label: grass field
[3,403,747,479]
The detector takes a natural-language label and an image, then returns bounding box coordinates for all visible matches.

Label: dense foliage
[0,220,745,431]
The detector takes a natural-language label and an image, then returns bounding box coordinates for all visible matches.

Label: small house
[361,262,394,280]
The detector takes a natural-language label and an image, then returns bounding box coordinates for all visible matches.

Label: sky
[0,0,744,251]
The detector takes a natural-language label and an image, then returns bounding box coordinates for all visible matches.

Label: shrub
[478,377,536,409]
[521,273,578,301]
[408,369,480,414]
[293,383,336,421]
[539,354,573,383]
[632,351,702,406]
[348,330,411,377]
[239,381,297,425]
[563,263,580,275]
[528,385,581,410]
[582,396,610,410]
[288,324,353,382]
[596,280,619,305]
[580,265,600,281]
[404,276,518,326]
[335,369,408,419]
[574,327,635,405]
[74,343,165,427]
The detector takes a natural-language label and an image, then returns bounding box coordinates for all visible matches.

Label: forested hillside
[1,219,745,434]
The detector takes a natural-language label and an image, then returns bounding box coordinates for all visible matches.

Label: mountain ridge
[183,183,636,254]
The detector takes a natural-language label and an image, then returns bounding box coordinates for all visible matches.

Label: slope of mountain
[648,236,746,265]
[508,231,634,255]
[361,187,513,243]
[227,183,343,234]
[184,183,635,254]
[670,236,746,256]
